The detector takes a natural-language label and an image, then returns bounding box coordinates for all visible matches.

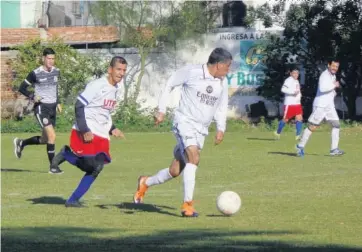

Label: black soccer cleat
[65,200,86,208]
[13,138,23,159]
[49,166,64,174]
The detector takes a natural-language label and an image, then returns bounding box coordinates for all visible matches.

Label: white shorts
[308,106,339,125]
[172,122,205,161]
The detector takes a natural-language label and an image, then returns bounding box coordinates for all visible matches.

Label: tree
[255,0,362,119]
[10,37,107,104]
[91,1,223,105]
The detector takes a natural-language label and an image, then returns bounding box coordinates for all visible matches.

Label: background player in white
[296,59,344,157]
[133,48,232,217]
[275,66,303,140]
[50,56,127,207]
[14,48,62,174]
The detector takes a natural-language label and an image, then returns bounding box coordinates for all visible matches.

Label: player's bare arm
[111,128,125,139]
[214,130,224,145]
[154,111,165,126]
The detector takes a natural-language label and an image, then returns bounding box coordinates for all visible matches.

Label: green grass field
[1,130,362,251]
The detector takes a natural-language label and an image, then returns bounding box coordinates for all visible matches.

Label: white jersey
[158,64,228,135]
[74,77,122,139]
[281,76,301,105]
[313,69,337,108]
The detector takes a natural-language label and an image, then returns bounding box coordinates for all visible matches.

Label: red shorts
[283,104,303,120]
[69,129,111,163]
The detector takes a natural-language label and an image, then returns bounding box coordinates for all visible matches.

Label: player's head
[207,48,233,78]
[108,56,128,85]
[42,48,55,70]
[327,58,340,75]
[289,66,299,80]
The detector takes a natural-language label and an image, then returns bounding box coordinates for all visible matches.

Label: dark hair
[110,56,127,67]
[43,48,55,56]
[327,58,340,65]
[289,65,299,72]
[207,48,232,65]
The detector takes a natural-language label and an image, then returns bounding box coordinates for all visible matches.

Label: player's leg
[295,114,303,140]
[275,105,289,139]
[296,106,324,156]
[326,108,344,156]
[133,144,185,204]
[181,144,201,217]
[65,153,106,207]
[13,106,45,159]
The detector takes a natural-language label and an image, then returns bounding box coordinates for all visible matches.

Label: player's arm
[18,71,37,100]
[75,82,101,134]
[56,72,62,112]
[319,73,338,93]
[156,66,190,124]
[213,82,229,145]
[109,124,125,139]
[281,78,297,95]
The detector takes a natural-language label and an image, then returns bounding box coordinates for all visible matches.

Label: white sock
[331,128,340,150]
[183,163,197,202]
[145,168,173,187]
[298,128,312,148]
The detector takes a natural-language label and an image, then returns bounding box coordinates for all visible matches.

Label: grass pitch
[1,129,362,251]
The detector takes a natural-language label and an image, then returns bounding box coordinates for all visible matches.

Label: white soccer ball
[216,191,242,216]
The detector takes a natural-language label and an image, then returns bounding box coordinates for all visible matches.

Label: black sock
[47,143,55,164]
[21,136,42,147]
[51,148,66,168]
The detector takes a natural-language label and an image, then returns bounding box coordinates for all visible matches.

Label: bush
[11,37,108,104]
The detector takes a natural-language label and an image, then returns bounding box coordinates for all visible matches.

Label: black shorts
[34,103,57,128]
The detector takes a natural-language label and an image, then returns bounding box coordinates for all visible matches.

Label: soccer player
[13,48,63,174]
[133,48,232,217]
[296,59,344,157]
[50,56,127,207]
[275,66,303,140]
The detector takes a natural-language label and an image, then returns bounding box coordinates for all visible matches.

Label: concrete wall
[77,27,362,118]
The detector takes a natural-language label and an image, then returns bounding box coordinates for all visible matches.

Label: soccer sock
[331,127,340,150]
[47,143,55,164]
[145,168,173,187]
[296,121,303,136]
[51,149,66,168]
[21,136,41,147]
[277,120,286,134]
[67,174,96,202]
[298,128,312,148]
[183,163,197,202]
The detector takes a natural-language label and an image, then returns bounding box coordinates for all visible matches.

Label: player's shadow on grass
[247,137,276,141]
[268,151,318,157]
[2,226,362,252]
[27,196,66,205]
[96,202,180,217]
[1,168,44,173]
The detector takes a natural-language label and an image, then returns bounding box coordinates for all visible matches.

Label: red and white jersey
[74,77,123,139]
[281,76,301,105]
[313,69,337,108]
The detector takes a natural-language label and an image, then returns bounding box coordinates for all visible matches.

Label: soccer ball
[216,191,242,216]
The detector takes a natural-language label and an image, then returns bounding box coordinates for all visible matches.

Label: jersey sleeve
[77,80,103,106]
[158,66,190,113]
[213,81,229,133]
[18,71,37,98]
[318,72,335,93]
[281,78,296,95]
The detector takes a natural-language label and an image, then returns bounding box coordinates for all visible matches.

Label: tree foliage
[256,0,362,119]
[11,37,107,104]
[90,1,223,105]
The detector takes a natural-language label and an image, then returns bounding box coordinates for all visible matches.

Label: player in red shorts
[50,56,127,207]
[274,66,303,140]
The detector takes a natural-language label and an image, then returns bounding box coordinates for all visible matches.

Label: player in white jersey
[274,66,304,140]
[50,56,127,207]
[133,48,232,217]
[296,59,344,157]
[13,48,63,174]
